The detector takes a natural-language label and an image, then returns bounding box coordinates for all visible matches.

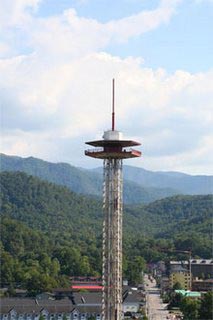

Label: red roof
[71,285,102,290]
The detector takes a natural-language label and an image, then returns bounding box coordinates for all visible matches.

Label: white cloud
[142,135,213,175]
[0,0,41,28]
[0,0,182,59]
[0,42,10,57]
[1,50,212,173]
[0,0,212,174]
[106,0,182,43]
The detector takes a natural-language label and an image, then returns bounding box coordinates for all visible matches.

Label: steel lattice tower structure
[85,80,141,320]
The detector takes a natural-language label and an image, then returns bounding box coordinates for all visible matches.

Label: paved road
[144,275,175,320]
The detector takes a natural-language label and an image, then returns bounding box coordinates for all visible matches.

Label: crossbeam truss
[102,159,123,320]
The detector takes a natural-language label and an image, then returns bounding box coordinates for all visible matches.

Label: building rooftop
[175,290,201,298]
[0,298,74,314]
[170,261,189,265]
[193,279,213,283]
[74,306,101,314]
[0,288,144,315]
[85,139,141,148]
[190,259,213,264]
[73,292,102,305]
[170,260,213,265]
[123,290,143,304]
[170,265,189,273]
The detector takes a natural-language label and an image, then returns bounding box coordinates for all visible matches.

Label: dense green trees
[126,256,146,284]
[0,217,70,294]
[180,294,213,320]
[1,171,212,294]
[167,292,213,320]
[180,298,200,320]
[173,282,183,290]
[168,293,183,310]
[199,292,213,320]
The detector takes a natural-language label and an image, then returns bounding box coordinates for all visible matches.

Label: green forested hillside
[0,172,103,293]
[1,171,212,293]
[126,195,213,258]
[0,170,102,235]
[1,217,63,293]
[127,195,213,238]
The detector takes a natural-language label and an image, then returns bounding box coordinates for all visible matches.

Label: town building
[0,298,101,320]
[122,289,144,315]
[0,287,145,320]
[169,265,191,290]
[170,259,213,279]
[192,278,213,292]
[190,259,213,279]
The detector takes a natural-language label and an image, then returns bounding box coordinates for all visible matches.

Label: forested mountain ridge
[1,171,212,292]
[0,153,102,196]
[126,195,213,258]
[1,171,212,238]
[1,154,212,205]
[1,171,212,254]
[93,165,213,195]
[127,194,212,237]
[0,153,187,204]
[123,165,213,194]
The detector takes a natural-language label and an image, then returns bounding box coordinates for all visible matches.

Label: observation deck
[85,130,141,159]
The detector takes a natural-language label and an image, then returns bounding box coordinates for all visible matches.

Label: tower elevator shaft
[102,159,123,320]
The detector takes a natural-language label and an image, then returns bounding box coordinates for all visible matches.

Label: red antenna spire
[112,78,115,131]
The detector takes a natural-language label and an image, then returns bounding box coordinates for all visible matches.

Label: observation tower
[85,80,141,320]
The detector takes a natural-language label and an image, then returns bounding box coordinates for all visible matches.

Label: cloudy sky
[0,0,212,174]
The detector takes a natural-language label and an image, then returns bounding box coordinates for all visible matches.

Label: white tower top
[103,130,123,141]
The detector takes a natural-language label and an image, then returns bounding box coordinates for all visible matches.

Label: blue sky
[37,0,160,19]
[0,0,213,174]
[37,0,213,72]
[107,2,213,73]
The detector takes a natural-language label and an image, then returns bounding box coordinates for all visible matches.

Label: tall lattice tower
[85,80,141,320]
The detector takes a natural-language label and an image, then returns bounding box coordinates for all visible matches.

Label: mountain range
[1,171,212,249]
[1,170,212,289]
[0,153,212,204]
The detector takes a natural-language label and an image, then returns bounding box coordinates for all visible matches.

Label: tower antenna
[112,78,115,131]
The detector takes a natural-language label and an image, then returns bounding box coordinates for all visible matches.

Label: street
[144,275,174,320]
